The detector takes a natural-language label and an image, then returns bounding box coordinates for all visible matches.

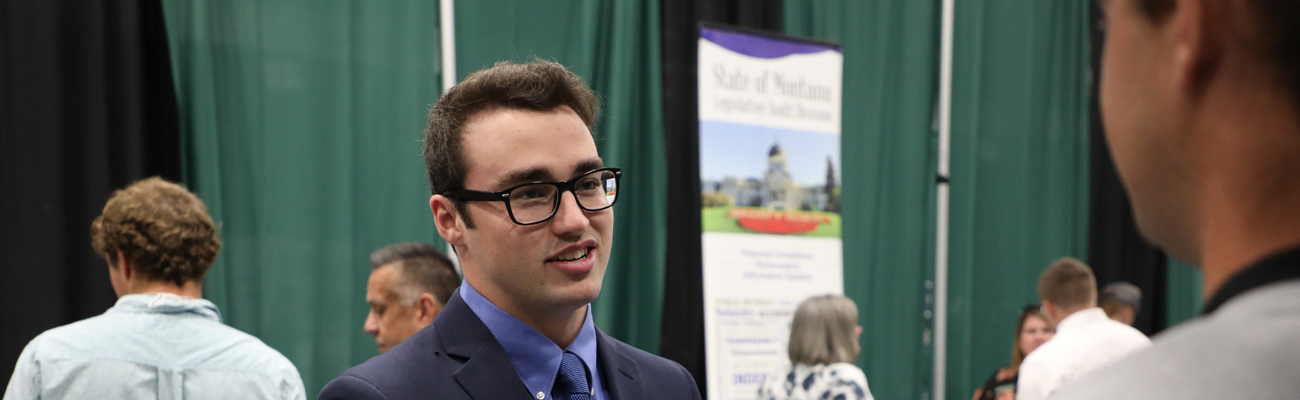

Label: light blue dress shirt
[3,293,305,400]
[460,282,609,400]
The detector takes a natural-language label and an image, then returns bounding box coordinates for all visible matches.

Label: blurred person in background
[1016,258,1149,400]
[971,304,1056,400]
[1098,282,1142,326]
[365,242,460,353]
[757,294,874,400]
[3,178,304,400]
[1053,0,1300,398]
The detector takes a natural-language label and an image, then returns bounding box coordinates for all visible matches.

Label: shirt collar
[107,293,222,322]
[1203,246,1300,314]
[459,281,600,398]
[1054,307,1108,332]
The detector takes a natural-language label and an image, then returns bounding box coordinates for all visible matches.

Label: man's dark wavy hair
[422,59,600,228]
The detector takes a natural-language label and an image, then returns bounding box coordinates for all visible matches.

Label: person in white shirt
[1015,258,1150,400]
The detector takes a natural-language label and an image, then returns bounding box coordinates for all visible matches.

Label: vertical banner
[698,26,844,400]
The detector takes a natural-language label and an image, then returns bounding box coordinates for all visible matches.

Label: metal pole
[440,0,456,94]
[440,0,459,273]
[934,0,955,398]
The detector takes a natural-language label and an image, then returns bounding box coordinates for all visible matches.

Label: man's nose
[549,191,591,236]
[364,312,379,335]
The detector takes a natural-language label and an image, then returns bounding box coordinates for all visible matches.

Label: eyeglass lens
[506,169,618,224]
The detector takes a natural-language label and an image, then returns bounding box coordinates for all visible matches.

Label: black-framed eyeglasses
[444,168,621,225]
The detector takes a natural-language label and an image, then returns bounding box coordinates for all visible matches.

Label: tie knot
[553,351,592,399]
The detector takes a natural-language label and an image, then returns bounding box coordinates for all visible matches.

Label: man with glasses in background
[319,60,701,400]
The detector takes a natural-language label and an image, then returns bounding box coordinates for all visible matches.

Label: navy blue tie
[552,351,592,400]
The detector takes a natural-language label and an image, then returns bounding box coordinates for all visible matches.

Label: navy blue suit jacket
[319,288,702,400]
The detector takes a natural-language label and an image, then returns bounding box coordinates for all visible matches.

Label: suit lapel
[596,328,644,400]
[453,342,533,400]
[437,289,533,399]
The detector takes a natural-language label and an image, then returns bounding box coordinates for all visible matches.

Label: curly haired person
[3,178,305,400]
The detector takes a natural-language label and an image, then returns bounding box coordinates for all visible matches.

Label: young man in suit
[319,60,702,400]
[1052,0,1300,398]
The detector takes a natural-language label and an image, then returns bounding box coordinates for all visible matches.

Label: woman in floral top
[758,295,873,400]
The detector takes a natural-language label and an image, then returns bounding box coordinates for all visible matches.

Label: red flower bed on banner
[726,208,831,235]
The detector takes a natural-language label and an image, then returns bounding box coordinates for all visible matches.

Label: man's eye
[515,187,548,200]
[576,178,601,191]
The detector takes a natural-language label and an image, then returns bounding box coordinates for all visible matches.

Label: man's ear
[115,249,134,280]
[415,293,440,325]
[431,195,466,246]
[1172,0,1224,96]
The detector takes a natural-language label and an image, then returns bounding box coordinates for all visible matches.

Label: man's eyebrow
[492,159,605,189]
[573,158,605,175]
[496,167,553,189]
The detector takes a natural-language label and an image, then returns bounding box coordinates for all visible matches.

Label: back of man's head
[1099,282,1142,321]
[370,242,459,306]
[90,177,221,287]
[1038,257,1097,311]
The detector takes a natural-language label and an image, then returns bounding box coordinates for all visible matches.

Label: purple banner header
[700,27,840,59]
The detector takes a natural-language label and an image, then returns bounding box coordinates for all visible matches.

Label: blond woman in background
[758,295,873,400]
[971,304,1055,400]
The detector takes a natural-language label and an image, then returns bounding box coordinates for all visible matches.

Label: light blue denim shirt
[3,293,305,400]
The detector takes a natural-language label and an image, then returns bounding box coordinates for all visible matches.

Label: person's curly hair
[90,177,221,286]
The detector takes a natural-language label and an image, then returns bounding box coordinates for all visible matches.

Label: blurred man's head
[364,242,459,353]
[1099,282,1143,325]
[1099,0,1300,286]
[90,177,220,297]
[1038,258,1098,325]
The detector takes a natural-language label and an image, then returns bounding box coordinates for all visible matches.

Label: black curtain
[0,0,181,381]
[658,1,782,396]
[1085,1,1169,336]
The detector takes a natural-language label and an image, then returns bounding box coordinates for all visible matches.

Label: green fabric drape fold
[785,2,941,399]
[453,0,668,354]
[163,1,444,397]
[946,1,1092,399]
[1166,259,1204,325]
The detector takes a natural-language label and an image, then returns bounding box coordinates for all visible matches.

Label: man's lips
[547,239,598,262]
[546,239,598,274]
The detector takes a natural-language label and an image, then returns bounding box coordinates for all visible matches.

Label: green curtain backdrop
[785,2,940,399]
[453,0,668,354]
[946,2,1091,400]
[162,1,444,397]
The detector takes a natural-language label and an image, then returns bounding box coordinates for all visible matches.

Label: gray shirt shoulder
[1051,280,1300,399]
